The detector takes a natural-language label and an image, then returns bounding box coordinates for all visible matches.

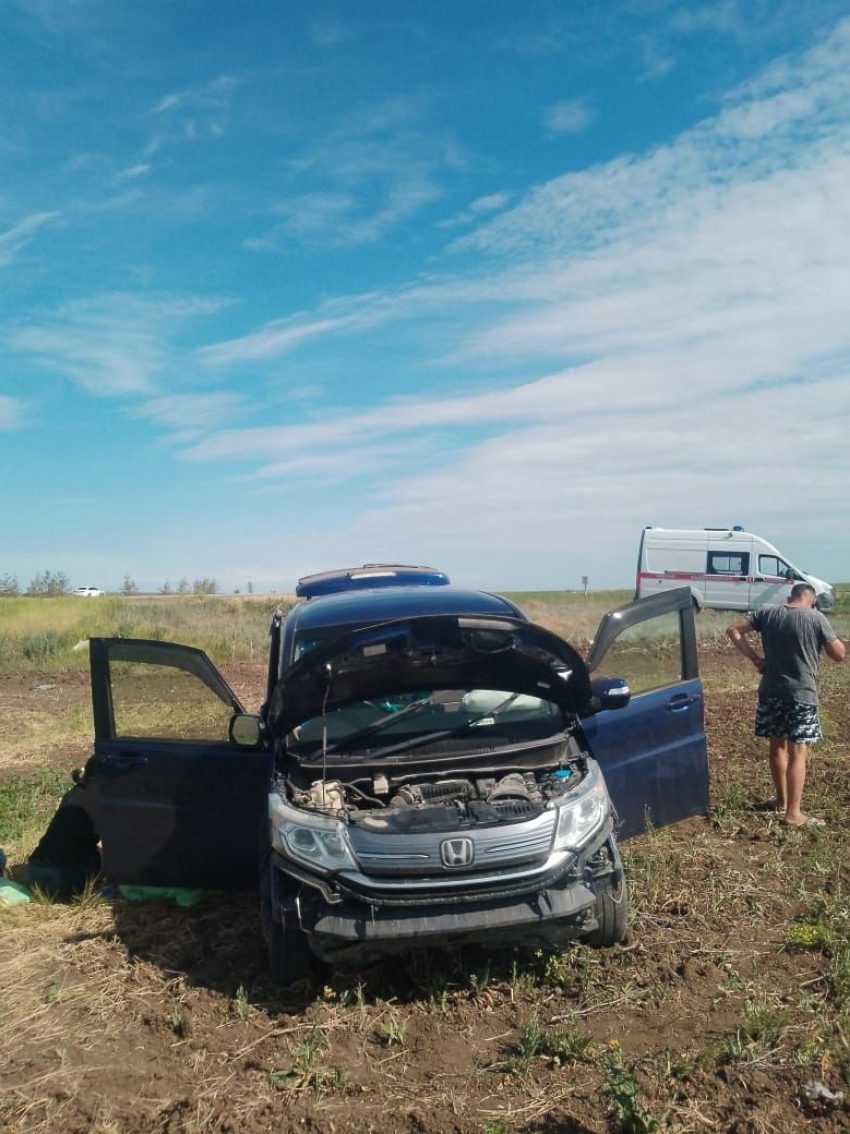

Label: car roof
[296,564,449,599]
[286,584,525,637]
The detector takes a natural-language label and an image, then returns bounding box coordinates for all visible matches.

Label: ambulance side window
[707,552,749,576]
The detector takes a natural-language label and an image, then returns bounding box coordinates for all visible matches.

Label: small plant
[721,995,790,1062]
[234,983,250,1020]
[601,1042,658,1134]
[379,1014,407,1047]
[544,1025,593,1065]
[541,952,575,991]
[469,961,492,998]
[711,778,751,826]
[508,957,537,997]
[517,1013,545,1065]
[170,1007,188,1038]
[787,920,831,950]
[268,1025,348,1095]
[295,1026,325,1069]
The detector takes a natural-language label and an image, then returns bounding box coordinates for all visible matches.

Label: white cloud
[133,392,245,439]
[114,162,151,183]
[146,75,238,155]
[0,211,59,267]
[545,98,593,134]
[199,311,369,367]
[439,191,514,230]
[0,394,25,430]
[254,97,459,247]
[309,18,353,48]
[668,2,747,37]
[12,293,232,397]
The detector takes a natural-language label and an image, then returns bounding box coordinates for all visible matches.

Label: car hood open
[268,614,592,736]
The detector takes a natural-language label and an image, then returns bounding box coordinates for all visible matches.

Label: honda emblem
[440,837,474,868]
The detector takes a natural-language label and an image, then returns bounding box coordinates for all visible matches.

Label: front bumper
[267,826,622,963]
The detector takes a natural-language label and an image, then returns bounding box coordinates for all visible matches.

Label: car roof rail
[295,564,450,600]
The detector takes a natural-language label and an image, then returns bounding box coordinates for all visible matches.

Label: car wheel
[262,869,314,985]
[584,878,628,947]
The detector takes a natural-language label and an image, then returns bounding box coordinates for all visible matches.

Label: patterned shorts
[755,697,823,743]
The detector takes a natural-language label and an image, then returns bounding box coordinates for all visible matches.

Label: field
[1,592,849,1134]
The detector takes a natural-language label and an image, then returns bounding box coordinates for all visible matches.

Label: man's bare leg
[783,741,809,826]
[768,737,788,812]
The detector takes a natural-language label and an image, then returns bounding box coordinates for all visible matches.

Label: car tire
[584,878,628,947]
[262,868,314,985]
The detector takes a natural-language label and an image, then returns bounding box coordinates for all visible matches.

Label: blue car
[85,566,708,984]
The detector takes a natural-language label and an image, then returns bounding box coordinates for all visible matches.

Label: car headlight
[552,769,610,850]
[269,794,359,873]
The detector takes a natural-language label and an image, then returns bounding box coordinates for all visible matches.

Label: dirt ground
[1,646,849,1134]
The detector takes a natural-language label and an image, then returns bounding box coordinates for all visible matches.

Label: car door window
[590,610,682,695]
[110,659,235,740]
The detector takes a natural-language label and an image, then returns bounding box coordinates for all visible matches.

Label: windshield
[286,686,563,760]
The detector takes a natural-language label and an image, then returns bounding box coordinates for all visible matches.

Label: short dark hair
[789,583,816,602]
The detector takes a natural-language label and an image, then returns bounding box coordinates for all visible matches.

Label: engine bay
[282,756,588,831]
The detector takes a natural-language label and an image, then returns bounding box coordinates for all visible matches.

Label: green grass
[0,768,70,859]
[0,594,291,672]
[1,586,846,673]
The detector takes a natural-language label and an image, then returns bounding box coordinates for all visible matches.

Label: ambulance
[635,527,835,612]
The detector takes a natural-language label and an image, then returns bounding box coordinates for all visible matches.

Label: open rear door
[581,589,709,840]
[89,639,274,891]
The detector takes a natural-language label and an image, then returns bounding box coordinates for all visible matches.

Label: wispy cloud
[0,394,25,430]
[199,309,373,367]
[253,97,459,248]
[545,98,594,134]
[439,191,513,231]
[309,18,353,49]
[0,211,59,267]
[133,392,246,442]
[146,75,238,155]
[12,293,232,397]
[668,1,745,37]
[114,162,151,183]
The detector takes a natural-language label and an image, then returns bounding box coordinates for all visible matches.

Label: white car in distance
[73,586,104,598]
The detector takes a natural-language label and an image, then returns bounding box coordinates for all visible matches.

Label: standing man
[726,584,845,828]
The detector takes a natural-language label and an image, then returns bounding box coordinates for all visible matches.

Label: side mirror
[588,676,631,713]
[229,713,264,749]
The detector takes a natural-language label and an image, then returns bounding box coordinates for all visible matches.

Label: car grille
[348,810,556,878]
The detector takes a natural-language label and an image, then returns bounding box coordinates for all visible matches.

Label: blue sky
[2,1,849,593]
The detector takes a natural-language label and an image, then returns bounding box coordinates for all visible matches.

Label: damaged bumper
[267,827,622,964]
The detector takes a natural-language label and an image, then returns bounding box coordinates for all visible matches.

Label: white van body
[635,527,835,612]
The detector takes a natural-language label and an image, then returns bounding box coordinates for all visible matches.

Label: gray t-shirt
[746,604,837,705]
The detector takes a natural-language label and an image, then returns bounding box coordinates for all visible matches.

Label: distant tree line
[0,572,227,597]
[0,570,72,596]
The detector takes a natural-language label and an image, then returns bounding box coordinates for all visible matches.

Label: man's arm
[726,617,766,673]
[825,638,846,662]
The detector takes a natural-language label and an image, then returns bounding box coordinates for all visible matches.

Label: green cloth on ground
[0,878,32,906]
[118,885,212,907]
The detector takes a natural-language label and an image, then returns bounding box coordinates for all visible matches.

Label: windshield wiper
[321,695,434,755]
[362,693,524,759]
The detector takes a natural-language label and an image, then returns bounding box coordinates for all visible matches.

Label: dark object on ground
[28,786,101,898]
